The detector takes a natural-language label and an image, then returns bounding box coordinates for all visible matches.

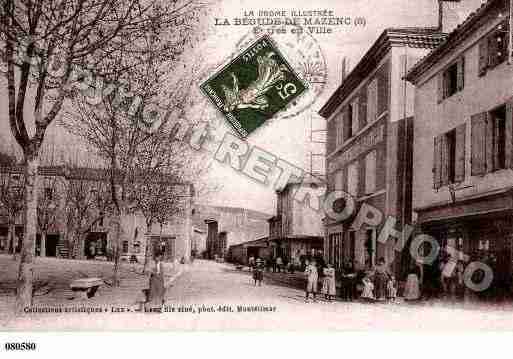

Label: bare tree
[61,164,112,259]
[0,0,208,313]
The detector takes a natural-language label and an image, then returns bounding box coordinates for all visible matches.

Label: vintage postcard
[2,0,513,340]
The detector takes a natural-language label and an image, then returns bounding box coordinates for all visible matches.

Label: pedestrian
[146,252,166,312]
[342,260,356,301]
[276,256,283,273]
[322,263,336,302]
[404,263,421,301]
[387,275,397,302]
[374,257,390,301]
[305,259,318,302]
[361,274,375,302]
[253,257,264,286]
[248,255,255,268]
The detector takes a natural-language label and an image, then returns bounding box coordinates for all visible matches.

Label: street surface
[2,259,513,330]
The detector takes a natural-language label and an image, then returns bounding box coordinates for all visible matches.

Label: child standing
[387,275,397,302]
[305,259,318,302]
[361,275,375,302]
[322,263,337,302]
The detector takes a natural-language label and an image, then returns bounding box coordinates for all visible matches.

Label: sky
[0,0,485,215]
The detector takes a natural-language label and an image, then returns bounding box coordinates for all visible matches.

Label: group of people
[303,256,424,304]
[304,259,337,302]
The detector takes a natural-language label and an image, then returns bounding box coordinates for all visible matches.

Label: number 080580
[4,342,36,351]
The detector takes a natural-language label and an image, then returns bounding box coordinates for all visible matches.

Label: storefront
[418,190,513,297]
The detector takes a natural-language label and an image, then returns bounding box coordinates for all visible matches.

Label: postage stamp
[200,35,308,138]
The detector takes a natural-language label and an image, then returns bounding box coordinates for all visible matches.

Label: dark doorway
[85,232,108,260]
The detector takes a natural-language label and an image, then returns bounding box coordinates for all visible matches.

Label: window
[336,111,344,147]
[351,98,359,135]
[133,241,141,254]
[433,124,466,189]
[122,240,129,254]
[471,105,508,175]
[347,162,359,197]
[479,20,509,76]
[44,187,53,200]
[366,78,378,123]
[446,129,457,184]
[334,170,344,190]
[438,57,464,102]
[364,150,377,194]
[344,105,352,141]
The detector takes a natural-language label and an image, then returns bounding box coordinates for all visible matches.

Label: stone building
[194,205,269,259]
[268,180,325,263]
[406,0,513,294]
[319,26,448,275]
[0,164,193,263]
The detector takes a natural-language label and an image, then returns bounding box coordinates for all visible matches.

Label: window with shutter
[336,111,344,147]
[327,118,336,154]
[457,56,465,92]
[471,112,487,175]
[441,131,450,186]
[364,150,377,194]
[344,105,352,140]
[335,169,344,190]
[437,73,444,103]
[359,87,367,128]
[454,123,466,182]
[366,78,378,123]
[351,98,359,135]
[506,100,513,168]
[478,38,489,76]
[485,113,494,172]
[347,162,359,197]
[433,135,443,189]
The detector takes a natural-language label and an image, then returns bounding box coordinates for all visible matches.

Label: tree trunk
[143,232,151,274]
[7,221,14,254]
[15,157,39,314]
[40,230,46,257]
[112,212,122,287]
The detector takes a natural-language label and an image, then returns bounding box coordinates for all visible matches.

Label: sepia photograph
[1,0,513,348]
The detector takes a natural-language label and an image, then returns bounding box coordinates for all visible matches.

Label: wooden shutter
[437,73,444,103]
[485,113,494,173]
[478,38,488,76]
[488,35,498,68]
[327,118,336,153]
[456,56,465,91]
[454,123,466,182]
[471,112,487,175]
[506,99,513,168]
[343,106,352,140]
[433,135,443,189]
[359,87,367,128]
[441,133,449,186]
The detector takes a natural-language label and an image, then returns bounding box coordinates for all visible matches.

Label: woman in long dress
[146,253,166,312]
[404,263,421,301]
[305,260,318,302]
[374,257,390,301]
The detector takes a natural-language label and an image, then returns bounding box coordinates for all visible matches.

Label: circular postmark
[235,25,328,120]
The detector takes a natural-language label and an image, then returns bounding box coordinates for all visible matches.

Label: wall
[413,7,513,211]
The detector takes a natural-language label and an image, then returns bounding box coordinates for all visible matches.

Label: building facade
[319,27,447,275]
[268,181,325,262]
[406,0,513,294]
[0,165,194,263]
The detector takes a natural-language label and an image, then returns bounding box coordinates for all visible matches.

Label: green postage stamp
[200,35,308,138]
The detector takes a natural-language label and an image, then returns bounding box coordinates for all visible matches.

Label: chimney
[438,0,484,33]
[340,57,349,84]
